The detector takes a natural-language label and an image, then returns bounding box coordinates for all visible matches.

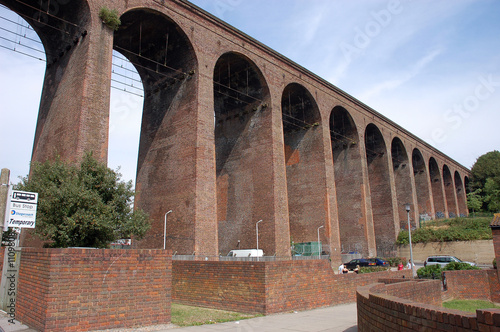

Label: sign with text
[8,191,38,228]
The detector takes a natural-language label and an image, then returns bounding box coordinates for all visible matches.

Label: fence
[172,254,331,261]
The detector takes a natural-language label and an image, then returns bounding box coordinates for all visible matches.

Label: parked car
[424,255,476,268]
[368,258,389,267]
[344,258,376,270]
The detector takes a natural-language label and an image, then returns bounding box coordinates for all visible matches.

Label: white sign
[8,191,38,228]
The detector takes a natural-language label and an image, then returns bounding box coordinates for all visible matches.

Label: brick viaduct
[3,0,469,261]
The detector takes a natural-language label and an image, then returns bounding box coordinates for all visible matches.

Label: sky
[1,0,500,185]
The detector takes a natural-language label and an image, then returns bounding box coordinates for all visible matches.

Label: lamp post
[405,203,414,277]
[256,220,262,250]
[164,210,172,250]
[317,225,324,259]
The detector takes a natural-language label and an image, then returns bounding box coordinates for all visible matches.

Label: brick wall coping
[357,279,500,331]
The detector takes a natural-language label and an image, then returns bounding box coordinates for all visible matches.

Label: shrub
[16,153,150,248]
[382,257,407,267]
[443,262,481,271]
[417,265,442,279]
[358,266,389,274]
[396,216,492,244]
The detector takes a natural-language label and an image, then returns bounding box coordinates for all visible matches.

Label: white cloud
[359,48,443,100]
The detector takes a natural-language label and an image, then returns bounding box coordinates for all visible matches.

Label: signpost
[6,190,38,229]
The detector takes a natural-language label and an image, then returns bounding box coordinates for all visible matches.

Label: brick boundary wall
[444,269,500,303]
[0,247,4,272]
[172,260,411,314]
[16,248,171,332]
[493,227,500,285]
[357,279,500,331]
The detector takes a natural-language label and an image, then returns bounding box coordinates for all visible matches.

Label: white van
[227,249,263,257]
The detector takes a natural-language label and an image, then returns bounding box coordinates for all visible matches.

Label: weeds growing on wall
[99,7,121,31]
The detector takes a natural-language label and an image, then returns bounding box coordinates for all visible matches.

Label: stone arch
[391,138,412,231]
[214,52,271,255]
[365,124,395,256]
[412,149,431,221]
[1,0,93,163]
[115,8,200,252]
[465,176,470,193]
[443,165,458,218]
[455,171,468,216]
[429,157,446,219]
[330,107,366,255]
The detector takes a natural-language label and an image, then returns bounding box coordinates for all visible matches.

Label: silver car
[424,255,476,268]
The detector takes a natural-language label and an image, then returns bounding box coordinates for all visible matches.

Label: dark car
[368,258,389,267]
[344,258,376,270]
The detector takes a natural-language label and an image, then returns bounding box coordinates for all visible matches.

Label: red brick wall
[493,227,500,285]
[358,280,500,331]
[172,259,411,314]
[444,269,500,303]
[382,279,442,306]
[16,248,171,332]
[0,246,4,272]
[172,260,266,313]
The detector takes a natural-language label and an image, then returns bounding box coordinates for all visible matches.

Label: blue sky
[1,0,500,184]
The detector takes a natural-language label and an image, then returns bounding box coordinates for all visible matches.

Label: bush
[443,262,481,271]
[16,153,150,248]
[396,217,492,244]
[417,265,442,279]
[383,257,407,267]
[358,266,390,274]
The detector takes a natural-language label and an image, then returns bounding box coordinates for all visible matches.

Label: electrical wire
[12,0,80,29]
[0,35,45,54]
[110,85,143,98]
[0,9,437,168]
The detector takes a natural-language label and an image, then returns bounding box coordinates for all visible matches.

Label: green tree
[16,153,150,248]
[484,178,500,212]
[467,189,483,214]
[470,151,500,212]
[471,151,500,188]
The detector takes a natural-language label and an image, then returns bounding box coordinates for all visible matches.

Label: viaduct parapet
[1,0,470,260]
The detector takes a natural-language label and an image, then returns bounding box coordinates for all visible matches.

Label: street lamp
[317,225,324,259]
[405,203,414,277]
[256,220,262,250]
[164,210,172,250]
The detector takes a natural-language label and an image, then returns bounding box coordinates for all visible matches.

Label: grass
[443,300,500,313]
[171,303,261,326]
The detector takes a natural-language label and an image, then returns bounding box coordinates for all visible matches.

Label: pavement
[0,303,358,332]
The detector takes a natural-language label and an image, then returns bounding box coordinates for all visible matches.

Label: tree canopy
[16,153,150,248]
[469,150,500,212]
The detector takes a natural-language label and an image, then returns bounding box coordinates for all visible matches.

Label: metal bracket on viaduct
[2,0,470,261]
